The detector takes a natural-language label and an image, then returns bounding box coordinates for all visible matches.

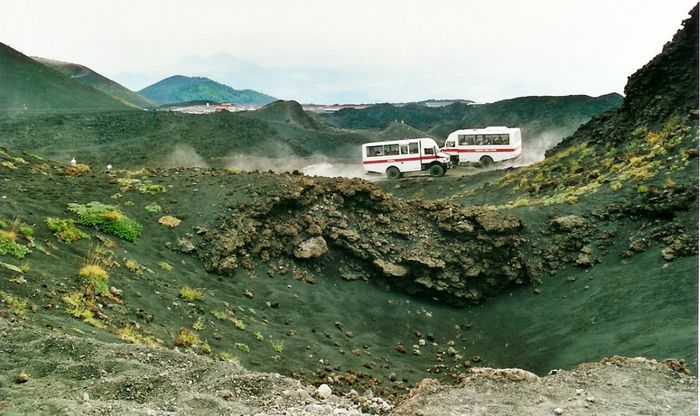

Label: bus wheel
[429,164,444,177]
[386,167,401,179]
[479,156,494,167]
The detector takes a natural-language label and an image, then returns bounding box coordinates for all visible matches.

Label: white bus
[362,138,451,179]
[442,126,522,166]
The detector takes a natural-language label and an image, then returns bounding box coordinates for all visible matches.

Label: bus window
[446,140,456,148]
[424,147,434,155]
[367,145,383,157]
[400,145,408,154]
[475,134,485,145]
[384,144,399,155]
[409,142,419,154]
[458,135,467,145]
[500,134,510,145]
[466,135,476,145]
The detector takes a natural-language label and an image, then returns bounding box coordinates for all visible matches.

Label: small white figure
[106,164,112,172]
[70,158,77,166]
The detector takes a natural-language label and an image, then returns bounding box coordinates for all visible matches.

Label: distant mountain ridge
[320,93,624,141]
[0,42,132,115]
[139,75,276,106]
[33,57,155,109]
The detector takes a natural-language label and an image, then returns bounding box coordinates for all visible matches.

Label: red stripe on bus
[363,155,442,164]
[442,147,520,153]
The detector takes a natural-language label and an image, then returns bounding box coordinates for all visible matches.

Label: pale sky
[0,0,696,104]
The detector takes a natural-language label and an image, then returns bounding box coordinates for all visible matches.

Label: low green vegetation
[61,291,103,328]
[158,261,173,271]
[0,290,28,318]
[67,202,142,242]
[124,258,144,276]
[0,230,31,259]
[192,317,205,331]
[116,175,167,195]
[45,217,89,242]
[145,202,162,213]
[116,324,162,347]
[175,327,200,347]
[271,340,284,354]
[235,342,250,353]
[179,286,204,301]
[78,264,110,296]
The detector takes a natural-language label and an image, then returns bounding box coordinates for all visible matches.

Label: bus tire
[429,164,444,177]
[386,166,401,179]
[479,155,494,167]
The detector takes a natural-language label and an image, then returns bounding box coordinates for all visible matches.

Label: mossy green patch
[67,202,142,242]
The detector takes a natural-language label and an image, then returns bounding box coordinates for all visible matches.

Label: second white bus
[442,126,522,166]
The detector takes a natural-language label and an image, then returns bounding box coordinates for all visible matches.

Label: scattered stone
[316,383,332,399]
[216,389,235,400]
[158,215,182,228]
[176,239,195,253]
[553,408,564,415]
[244,289,254,298]
[551,215,587,232]
[576,253,593,267]
[16,371,28,384]
[294,236,328,259]
[373,259,407,277]
[395,344,407,354]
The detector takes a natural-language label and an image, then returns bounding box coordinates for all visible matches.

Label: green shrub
[144,184,166,194]
[0,290,27,317]
[175,328,200,347]
[232,318,246,330]
[78,264,110,295]
[179,286,204,301]
[158,262,173,271]
[192,317,205,331]
[124,259,144,276]
[19,226,33,237]
[0,234,31,259]
[235,342,250,353]
[46,217,89,243]
[67,202,142,242]
[145,202,162,213]
[271,341,284,354]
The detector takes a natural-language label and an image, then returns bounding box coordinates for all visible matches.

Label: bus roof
[449,126,520,135]
[361,137,436,147]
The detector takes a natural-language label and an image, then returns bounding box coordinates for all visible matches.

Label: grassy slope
[0,43,132,115]
[34,57,156,109]
[0,110,373,167]
[139,75,276,106]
